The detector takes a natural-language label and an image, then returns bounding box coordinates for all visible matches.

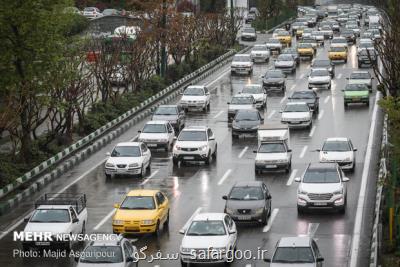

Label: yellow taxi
[328,46,348,63]
[296,26,305,39]
[277,31,292,47]
[112,189,169,235]
[297,43,314,59]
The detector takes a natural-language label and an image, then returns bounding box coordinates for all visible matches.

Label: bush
[141,75,166,94]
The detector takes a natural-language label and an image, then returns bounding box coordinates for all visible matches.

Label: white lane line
[337,73,343,79]
[299,74,305,79]
[181,207,202,232]
[309,125,316,137]
[218,169,232,185]
[306,65,310,69]
[263,208,279,232]
[290,84,296,91]
[280,96,287,104]
[318,109,324,120]
[93,209,116,230]
[140,170,159,185]
[204,68,231,87]
[286,169,298,186]
[324,95,331,104]
[245,265,252,267]
[213,110,224,119]
[268,110,276,119]
[299,146,308,159]
[307,222,320,238]
[342,64,346,69]
[238,146,249,159]
[349,92,381,267]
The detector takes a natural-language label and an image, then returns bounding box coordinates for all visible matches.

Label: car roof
[186,85,205,89]
[115,142,141,147]
[234,54,250,57]
[182,126,207,131]
[286,101,307,106]
[234,181,263,187]
[308,162,338,169]
[193,213,226,221]
[126,189,159,197]
[157,105,178,108]
[325,137,349,142]
[278,236,312,247]
[233,93,254,98]
[145,120,168,125]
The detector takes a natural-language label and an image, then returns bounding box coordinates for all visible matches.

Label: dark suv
[262,69,286,94]
[152,105,185,132]
[311,59,335,78]
[288,90,319,114]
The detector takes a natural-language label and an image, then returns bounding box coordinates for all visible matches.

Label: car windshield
[229,186,264,200]
[303,168,340,183]
[341,30,353,35]
[242,85,263,94]
[312,31,323,36]
[111,146,141,157]
[233,55,250,62]
[345,84,369,91]
[120,196,155,210]
[178,131,207,141]
[272,247,315,263]
[313,60,330,67]
[278,31,290,36]
[265,71,284,78]
[235,111,258,121]
[322,141,351,151]
[142,124,166,133]
[258,143,286,153]
[332,38,346,44]
[359,42,373,48]
[291,92,315,99]
[243,28,255,33]
[278,55,293,61]
[350,72,370,79]
[184,87,204,96]
[297,43,312,48]
[154,106,177,115]
[284,104,309,112]
[80,246,123,263]
[186,220,226,236]
[231,96,253,104]
[330,47,346,52]
[311,69,329,77]
[252,46,268,51]
[30,209,70,223]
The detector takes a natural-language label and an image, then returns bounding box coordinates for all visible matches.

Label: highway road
[0,9,383,267]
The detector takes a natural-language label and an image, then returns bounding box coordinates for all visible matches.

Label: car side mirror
[317,257,324,262]
[353,148,357,151]
[342,177,350,182]
[222,195,228,200]
[227,102,230,104]
[24,216,30,223]
[138,130,141,133]
[126,257,134,262]
[106,152,111,156]
[229,229,236,234]
[72,218,79,223]
[266,195,272,200]
[209,136,215,141]
[114,203,120,209]
[179,229,186,234]
[287,149,292,152]
[294,177,301,182]
[264,258,271,262]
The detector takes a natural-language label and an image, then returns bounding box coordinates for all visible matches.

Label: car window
[112,146,141,157]
[141,144,147,153]
[120,196,155,210]
[184,87,204,96]
[154,106,178,115]
[178,131,207,141]
[70,207,78,221]
[142,124,167,133]
[187,220,226,236]
[229,186,264,200]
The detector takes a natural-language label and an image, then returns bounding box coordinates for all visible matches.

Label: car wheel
[308,121,313,130]
[339,205,346,214]
[261,211,268,225]
[139,165,145,178]
[297,206,304,215]
[205,151,211,165]
[173,158,179,166]
[164,211,170,226]
[345,58,348,63]
[328,83,332,90]
[207,102,211,110]
[154,220,161,236]
[212,144,217,160]
[105,173,111,179]
[181,260,188,267]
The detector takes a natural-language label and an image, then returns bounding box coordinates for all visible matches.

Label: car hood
[181,95,206,101]
[309,76,330,83]
[228,104,254,111]
[139,132,168,140]
[256,152,288,161]
[226,199,265,210]
[175,141,208,148]
[24,223,70,234]
[320,151,353,161]
[275,61,294,67]
[181,235,229,249]
[113,209,157,221]
[270,263,316,267]
[282,112,310,119]
[344,90,369,97]
[152,114,178,121]
[77,263,123,267]
[299,182,342,194]
[248,93,264,101]
[231,61,252,66]
[106,157,142,165]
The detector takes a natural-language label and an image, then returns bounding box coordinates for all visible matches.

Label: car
[112,190,169,235]
[280,102,312,129]
[291,22,307,36]
[276,30,292,47]
[105,142,151,178]
[328,46,348,62]
[227,94,256,122]
[331,37,348,50]
[241,27,257,41]
[297,43,314,60]
[360,31,374,40]
[274,54,296,74]
[308,68,331,90]
[102,8,119,16]
[138,121,175,151]
[230,54,253,75]
[345,23,361,37]
[295,26,306,40]
[366,29,382,41]
[295,163,349,214]
[262,69,286,94]
[222,181,272,224]
[265,38,283,54]
[337,14,349,25]
[264,236,324,266]
[342,84,370,107]
[347,71,373,91]
[179,85,211,112]
[83,7,102,19]
[288,90,319,113]
[311,58,335,78]
[249,7,260,15]
[250,44,270,63]
[340,29,356,44]
[319,25,333,39]
[357,48,378,67]
[301,28,313,39]
[152,105,185,132]
[357,39,374,53]
[272,28,286,38]
[240,84,267,109]
[318,137,357,171]
[76,236,138,267]
[302,37,318,53]
[179,213,237,266]
[232,109,263,137]
[172,126,217,165]
[281,47,300,65]
[245,13,256,24]
[311,31,325,45]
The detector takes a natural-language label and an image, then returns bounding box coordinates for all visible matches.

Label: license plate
[35,242,50,246]
[147,144,157,147]
[184,156,195,160]
[237,215,251,220]
[266,165,277,168]
[313,202,327,206]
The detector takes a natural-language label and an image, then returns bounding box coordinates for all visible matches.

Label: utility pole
[160,0,167,77]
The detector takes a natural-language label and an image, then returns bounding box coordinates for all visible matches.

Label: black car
[282,48,300,65]
[262,69,286,94]
[288,90,319,113]
[152,105,185,132]
[232,109,263,137]
[311,59,335,78]
[245,13,256,23]
[340,29,356,44]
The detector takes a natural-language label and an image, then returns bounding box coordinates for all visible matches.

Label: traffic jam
[0,3,384,267]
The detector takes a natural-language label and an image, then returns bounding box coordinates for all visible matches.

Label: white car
[272,28,286,38]
[104,142,151,178]
[281,102,312,129]
[138,121,175,151]
[172,126,217,165]
[179,85,211,112]
[319,25,333,39]
[240,84,267,109]
[240,27,257,41]
[330,37,348,49]
[230,54,253,75]
[227,94,256,122]
[295,163,349,214]
[357,39,374,53]
[346,24,360,37]
[250,44,270,63]
[311,31,325,45]
[308,68,331,89]
[318,137,357,171]
[348,71,373,91]
[265,38,283,53]
[83,7,103,19]
[179,213,237,266]
[274,54,296,74]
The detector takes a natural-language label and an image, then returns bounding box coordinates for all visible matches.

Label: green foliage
[141,75,166,94]
[379,97,400,158]
[252,6,296,31]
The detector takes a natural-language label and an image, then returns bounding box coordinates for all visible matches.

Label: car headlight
[174,145,181,150]
[344,157,351,161]
[298,189,308,195]
[113,220,124,225]
[251,125,260,130]
[225,207,234,214]
[198,100,205,104]
[128,163,139,168]
[181,247,191,253]
[276,159,288,163]
[232,122,240,129]
[333,189,343,195]
[105,162,115,168]
[199,145,208,151]
[141,220,155,225]
[255,207,264,214]
[159,139,168,143]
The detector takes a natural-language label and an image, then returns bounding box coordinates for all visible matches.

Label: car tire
[328,83,332,90]
[339,205,346,214]
[261,211,268,225]
[164,211,170,226]
[308,121,313,130]
[212,144,217,160]
[139,165,145,178]
[105,173,111,179]
[297,206,304,215]
[181,260,188,267]
[173,158,179,166]
[207,102,211,111]
[345,58,348,63]
[154,220,161,237]
[205,152,211,165]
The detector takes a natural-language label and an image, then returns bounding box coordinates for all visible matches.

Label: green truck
[342,84,370,107]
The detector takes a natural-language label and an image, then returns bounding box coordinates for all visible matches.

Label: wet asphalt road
[0,15,382,267]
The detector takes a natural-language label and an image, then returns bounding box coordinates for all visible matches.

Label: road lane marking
[268,110,276,119]
[342,64,346,69]
[204,68,231,87]
[141,170,159,185]
[213,110,224,119]
[238,146,248,159]
[306,65,310,69]
[218,169,232,185]
[245,265,252,267]
[299,74,305,79]
[349,92,381,267]
[309,125,316,137]
[324,95,330,104]
[290,84,296,91]
[93,208,116,230]
[337,73,343,79]
[286,169,298,186]
[280,96,287,104]
[263,208,279,232]
[299,146,308,158]
[318,109,324,120]
[307,222,320,237]
[181,207,202,232]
